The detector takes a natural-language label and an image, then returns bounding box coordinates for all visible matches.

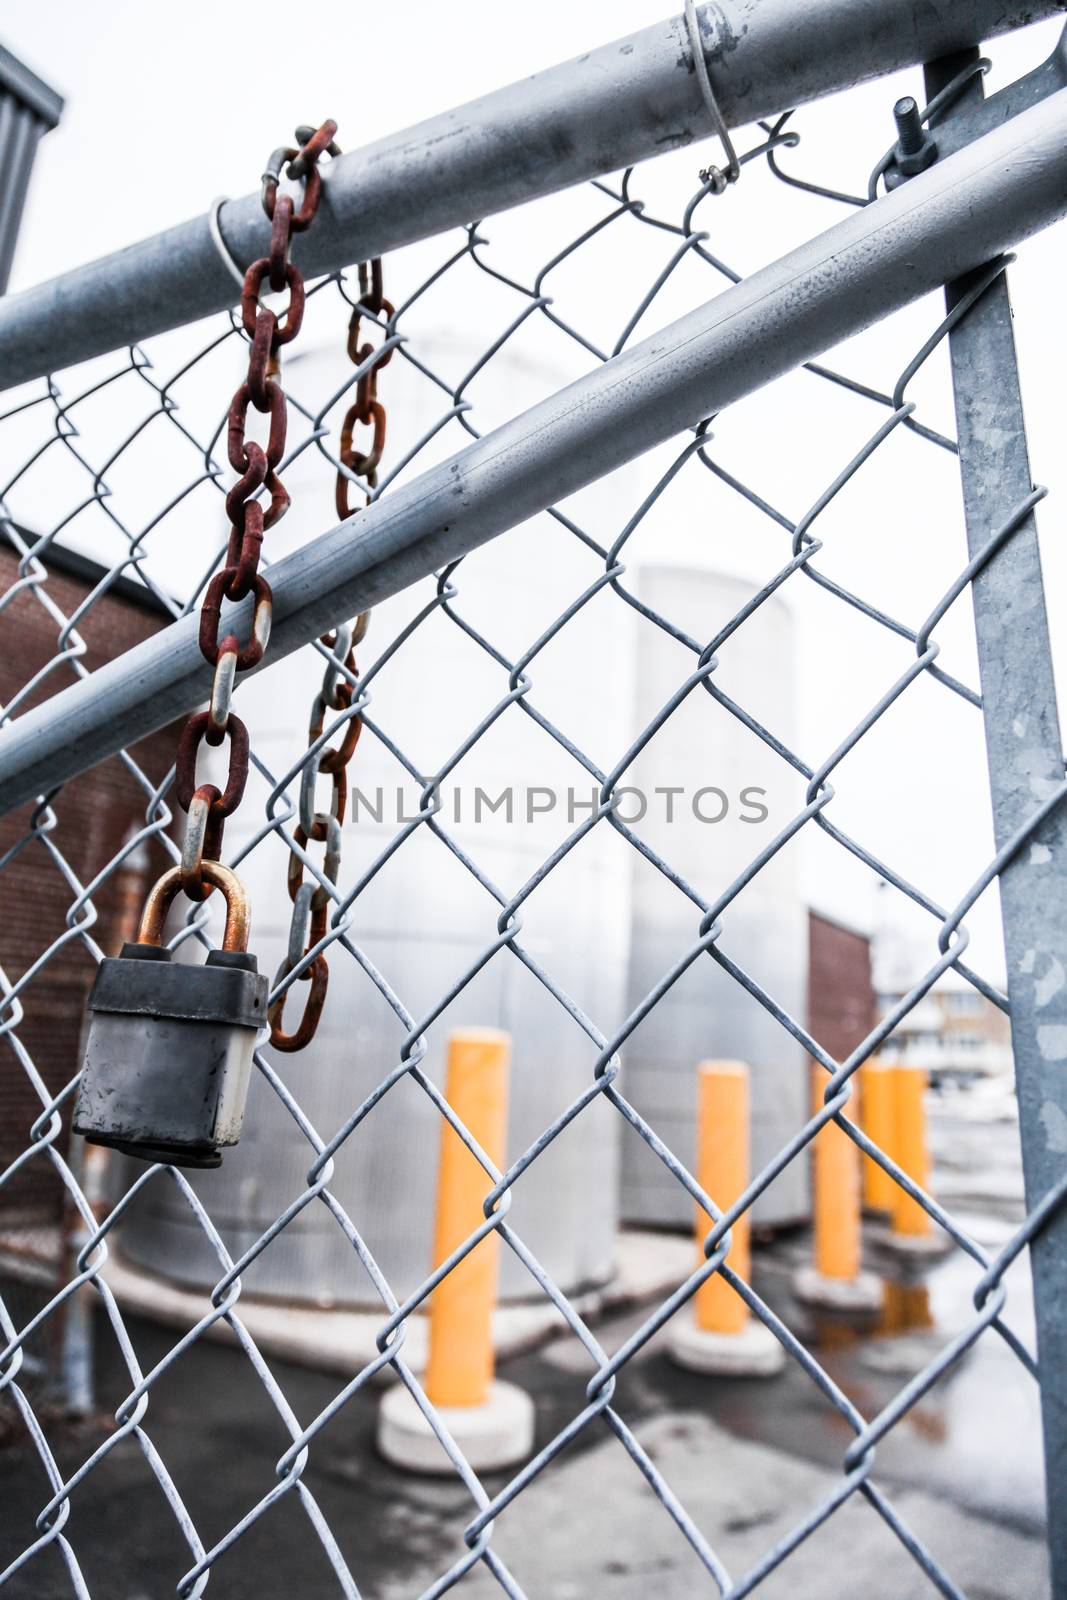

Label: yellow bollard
[890,1066,931,1238]
[812,1064,861,1281]
[792,1064,881,1312]
[694,1061,750,1336]
[669,1060,784,1375]
[424,1028,510,1409]
[378,1025,534,1472]
[860,1061,896,1214]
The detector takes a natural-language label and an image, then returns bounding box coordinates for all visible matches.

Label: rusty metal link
[261,119,338,228]
[337,258,394,517]
[299,758,347,839]
[322,615,368,705]
[222,498,265,602]
[271,623,369,1050]
[240,261,305,348]
[288,121,341,181]
[207,644,238,745]
[180,784,227,903]
[270,807,337,1050]
[175,712,250,818]
[287,815,342,915]
[309,684,363,775]
[173,121,336,899]
[268,875,332,1050]
[268,949,330,1052]
[198,570,272,668]
[228,380,287,476]
[224,442,289,521]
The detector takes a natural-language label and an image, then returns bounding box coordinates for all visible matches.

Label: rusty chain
[268,245,389,1050]
[174,120,339,907]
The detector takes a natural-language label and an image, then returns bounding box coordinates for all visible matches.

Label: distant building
[0,527,175,1226]
[870,883,1013,1086]
[808,909,876,1072]
[874,979,1012,1085]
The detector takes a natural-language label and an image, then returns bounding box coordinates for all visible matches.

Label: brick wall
[808,910,875,1068]
[0,544,177,1219]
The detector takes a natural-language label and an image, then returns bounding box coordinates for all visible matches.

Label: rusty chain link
[337,258,394,516]
[268,246,387,1050]
[175,120,338,905]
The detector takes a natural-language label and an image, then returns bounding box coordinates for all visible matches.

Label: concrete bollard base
[860,1333,944,1378]
[871,1226,952,1263]
[377,1379,535,1475]
[791,1264,883,1313]
[667,1314,785,1377]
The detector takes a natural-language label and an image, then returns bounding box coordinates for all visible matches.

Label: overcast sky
[5,0,676,286]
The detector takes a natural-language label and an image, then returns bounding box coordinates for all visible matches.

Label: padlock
[73,861,268,1169]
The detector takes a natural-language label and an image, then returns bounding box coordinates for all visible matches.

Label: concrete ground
[0,1087,1048,1598]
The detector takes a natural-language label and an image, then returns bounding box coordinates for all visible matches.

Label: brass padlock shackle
[137,863,252,952]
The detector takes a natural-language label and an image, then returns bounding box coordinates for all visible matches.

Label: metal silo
[117,332,634,1306]
[619,565,810,1228]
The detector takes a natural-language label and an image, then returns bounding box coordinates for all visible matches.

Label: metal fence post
[0,45,62,294]
[927,49,1067,1589]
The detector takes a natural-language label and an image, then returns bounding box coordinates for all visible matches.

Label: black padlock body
[74,944,268,1168]
[86,942,265,1024]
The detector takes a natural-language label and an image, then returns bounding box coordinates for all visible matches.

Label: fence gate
[1,1,1067,1595]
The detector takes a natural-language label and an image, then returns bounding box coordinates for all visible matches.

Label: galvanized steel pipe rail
[0,0,1061,390]
[3,86,1067,813]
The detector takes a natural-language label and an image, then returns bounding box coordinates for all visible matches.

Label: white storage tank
[118,330,636,1307]
[619,565,810,1229]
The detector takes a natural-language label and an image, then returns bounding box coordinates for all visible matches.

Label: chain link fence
[0,25,1065,1597]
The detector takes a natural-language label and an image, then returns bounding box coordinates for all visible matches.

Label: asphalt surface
[0,1090,1047,1598]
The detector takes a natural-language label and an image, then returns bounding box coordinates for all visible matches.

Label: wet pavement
[0,1088,1047,1597]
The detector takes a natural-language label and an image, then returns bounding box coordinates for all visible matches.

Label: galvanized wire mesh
[0,76,1062,1599]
